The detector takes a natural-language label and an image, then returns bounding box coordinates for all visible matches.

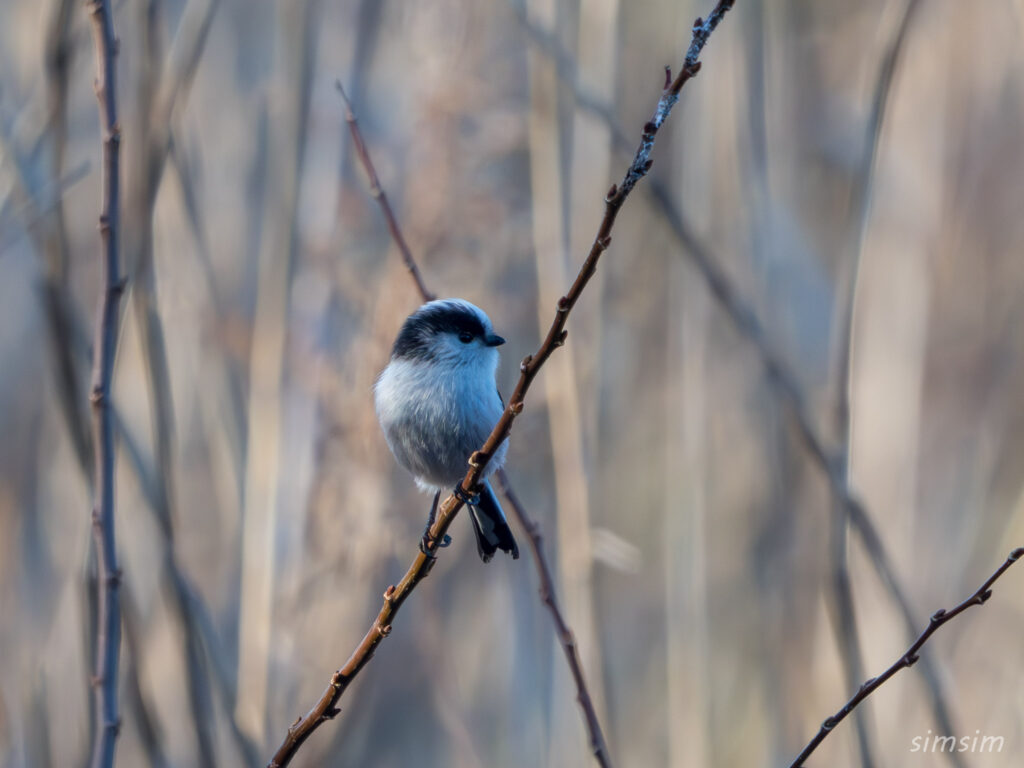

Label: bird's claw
[452,484,480,506]
[420,530,452,556]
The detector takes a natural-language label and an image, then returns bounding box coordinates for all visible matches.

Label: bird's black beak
[484,333,506,347]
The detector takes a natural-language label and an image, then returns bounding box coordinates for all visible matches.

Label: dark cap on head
[392,299,493,361]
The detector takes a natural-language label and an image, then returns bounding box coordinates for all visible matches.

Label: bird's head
[391,298,505,371]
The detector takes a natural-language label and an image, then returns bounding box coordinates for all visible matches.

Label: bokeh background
[2,0,1024,766]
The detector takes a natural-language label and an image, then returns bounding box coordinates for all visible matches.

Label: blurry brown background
[1,0,1023,766]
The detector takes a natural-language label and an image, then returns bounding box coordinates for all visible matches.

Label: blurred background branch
[236,0,320,746]
[827,3,934,766]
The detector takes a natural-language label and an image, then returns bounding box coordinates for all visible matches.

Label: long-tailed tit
[375,299,519,562]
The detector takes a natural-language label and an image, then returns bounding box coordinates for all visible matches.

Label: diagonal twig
[266,3,736,765]
[788,547,1024,767]
[336,79,612,766]
[335,82,435,302]
[84,1,125,766]
[496,470,612,765]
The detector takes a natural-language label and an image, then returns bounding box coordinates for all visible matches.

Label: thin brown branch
[266,4,736,765]
[85,1,124,766]
[334,71,613,765]
[788,547,1024,767]
[496,470,612,768]
[334,81,435,302]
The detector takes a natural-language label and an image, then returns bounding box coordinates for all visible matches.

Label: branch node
[821,716,837,732]
[1010,547,1024,561]
[663,65,672,89]
[556,297,569,313]
[509,400,524,415]
[378,624,392,638]
[323,707,341,720]
[553,330,568,348]
[930,609,946,623]
[519,355,533,372]
[597,235,612,251]
[105,567,122,587]
[383,585,396,602]
[467,451,485,470]
[605,183,618,202]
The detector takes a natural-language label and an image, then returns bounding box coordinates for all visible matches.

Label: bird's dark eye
[458,331,474,344]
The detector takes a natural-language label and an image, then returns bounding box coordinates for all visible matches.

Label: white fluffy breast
[374,356,507,490]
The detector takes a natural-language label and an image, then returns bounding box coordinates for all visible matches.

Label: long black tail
[467,480,519,563]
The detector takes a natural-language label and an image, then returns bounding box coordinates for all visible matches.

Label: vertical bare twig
[788,548,1024,767]
[85,1,124,766]
[336,75,613,768]
[267,4,736,765]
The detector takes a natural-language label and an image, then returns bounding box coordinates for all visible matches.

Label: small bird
[375,299,519,562]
